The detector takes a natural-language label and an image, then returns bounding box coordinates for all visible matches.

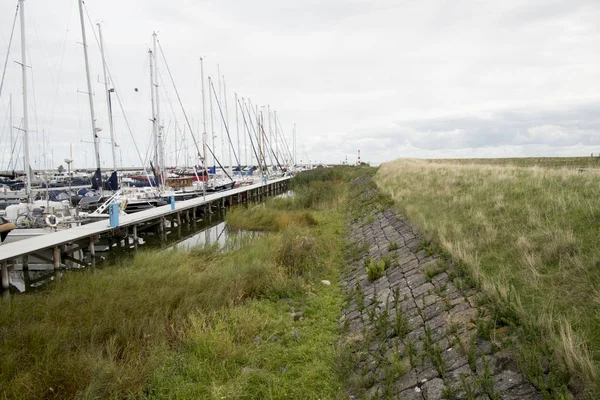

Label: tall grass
[0,239,299,399]
[0,167,355,399]
[375,159,600,394]
[426,156,600,169]
[226,167,356,232]
[226,206,317,231]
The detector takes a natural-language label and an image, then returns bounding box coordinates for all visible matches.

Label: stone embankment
[341,206,542,399]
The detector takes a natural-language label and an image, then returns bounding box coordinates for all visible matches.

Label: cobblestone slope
[341,208,542,400]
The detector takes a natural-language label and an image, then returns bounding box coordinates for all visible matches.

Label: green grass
[375,158,600,395]
[366,258,385,282]
[146,281,343,399]
[226,205,318,231]
[0,168,363,399]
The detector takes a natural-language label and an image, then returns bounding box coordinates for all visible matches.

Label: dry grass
[375,158,600,394]
[426,156,600,169]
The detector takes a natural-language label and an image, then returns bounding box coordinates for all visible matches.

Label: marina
[0,176,290,296]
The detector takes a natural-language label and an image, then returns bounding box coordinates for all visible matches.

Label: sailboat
[2,0,86,243]
[76,26,170,215]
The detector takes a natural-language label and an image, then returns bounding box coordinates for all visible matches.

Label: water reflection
[168,221,260,253]
[5,211,259,295]
[277,190,295,198]
[169,221,227,251]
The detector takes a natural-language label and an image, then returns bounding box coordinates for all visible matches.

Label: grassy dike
[0,167,366,399]
[375,159,600,397]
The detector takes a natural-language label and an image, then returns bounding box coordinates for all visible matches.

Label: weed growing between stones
[366,258,385,281]
[418,239,436,257]
[405,339,418,368]
[375,300,390,340]
[384,352,406,397]
[423,326,447,379]
[480,357,499,400]
[355,282,365,313]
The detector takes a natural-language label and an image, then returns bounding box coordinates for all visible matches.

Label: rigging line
[0,1,19,98]
[276,116,294,164]
[246,100,272,170]
[11,119,23,171]
[209,79,240,168]
[156,38,232,181]
[0,106,8,169]
[275,120,292,166]
[255,110,279,170]
[237,98,262,173]
[251,105,283,171]
[157,67,180,143]
[82,2,152,183]
[29,65,41,168]
[261,124,283,171]
[247,101,274,169]
[13,137,22,172]
[242,100,267,169]
[271,113,289,164]
[142,128,153,169]
[44,0,73,140]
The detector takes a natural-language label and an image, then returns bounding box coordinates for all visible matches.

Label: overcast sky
[1,0,599,170]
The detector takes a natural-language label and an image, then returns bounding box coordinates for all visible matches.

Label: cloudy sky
[0,0,599,170]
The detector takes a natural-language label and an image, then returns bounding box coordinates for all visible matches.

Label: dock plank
[0,177,290,262]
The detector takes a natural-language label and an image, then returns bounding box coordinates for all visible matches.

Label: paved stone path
[341,208,542,399]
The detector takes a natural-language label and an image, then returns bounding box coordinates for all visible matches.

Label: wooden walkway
[0,177,290,293]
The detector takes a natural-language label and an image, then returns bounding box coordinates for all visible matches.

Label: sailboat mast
[174,121,178,168]
[77,0,101,177]
[293,123,296,167]
[223,76,232,176]
[200,57,208,197]
[235,92,240,168]
[268,105,272,169]
[209,76,215,171]
[97,23,117,173]
[9,94,13,171]
[19,0,32,201]
[148,48,158,185]
[217,66,224,170]
[152,32,164,186]
[274,110,279,167]
[257,105,263,171]
[182,125,187,168]
[242,97,248,166]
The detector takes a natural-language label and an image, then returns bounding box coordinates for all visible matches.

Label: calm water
[6,210,257,294]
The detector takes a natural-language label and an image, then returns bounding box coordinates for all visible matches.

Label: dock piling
[133,225,138,253]
[89,237,96,268]
[53,247,60,272]
[1,260,9,296]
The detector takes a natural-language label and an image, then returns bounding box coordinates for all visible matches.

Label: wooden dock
[0,177,291,294]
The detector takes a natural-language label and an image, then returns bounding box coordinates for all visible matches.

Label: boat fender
[45,214,58,227]
[120,200,128,211]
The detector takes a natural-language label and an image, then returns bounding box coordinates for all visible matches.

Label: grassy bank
[375,158,600,395]
[426,156,600,169]
[0,168,360,399]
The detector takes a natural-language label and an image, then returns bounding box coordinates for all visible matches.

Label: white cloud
[1,0,599,170]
